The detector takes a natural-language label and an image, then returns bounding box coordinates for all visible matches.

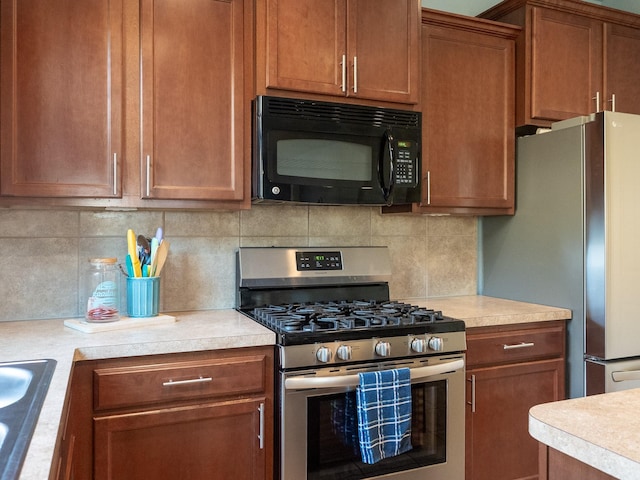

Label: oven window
[306,381,447,480]
[277,139,372,181]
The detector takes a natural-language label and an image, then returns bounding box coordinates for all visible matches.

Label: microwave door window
[277,139,372,182]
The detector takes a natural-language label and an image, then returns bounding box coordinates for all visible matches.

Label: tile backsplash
[0,206,477,321]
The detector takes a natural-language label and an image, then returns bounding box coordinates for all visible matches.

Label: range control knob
[336,345,353,361]
[428,336,444,352]
[375,341,391,357]
[410,337,427,353]
[316,346,332,363]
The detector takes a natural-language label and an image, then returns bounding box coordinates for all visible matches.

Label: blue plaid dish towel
[356,368,412,464]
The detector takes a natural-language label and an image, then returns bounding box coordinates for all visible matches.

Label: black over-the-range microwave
[252,96,422,206]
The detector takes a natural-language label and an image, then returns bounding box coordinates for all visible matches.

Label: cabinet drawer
[94,354,267,411]
[466,323,565,368]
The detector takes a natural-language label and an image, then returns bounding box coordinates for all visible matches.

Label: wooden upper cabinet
[529,7,603,123]
[0,0,252,208]
[481,0,640,127]
[258,0,419,105]
[384,10,519,215]
[346,0,419,104]
[263,0,346,97]
[604,23,640,115]
[140,0,247,201]
[0,0,124,198]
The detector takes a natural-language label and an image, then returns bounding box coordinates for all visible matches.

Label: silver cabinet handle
[426,170,431,205]
[503,342,535,350]
[258,402,265,449]
[352,56,358,94]
[341,54,346,93]
[467,374,476,413]
[162,376,213,387]
[608,93,616,112]
[113,153,118,195]
[146,154,151,197]
[593,91,601,112]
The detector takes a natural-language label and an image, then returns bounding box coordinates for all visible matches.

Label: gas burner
[252,301,449,334]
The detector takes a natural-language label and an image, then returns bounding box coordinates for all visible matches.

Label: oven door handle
[284,358,465,390]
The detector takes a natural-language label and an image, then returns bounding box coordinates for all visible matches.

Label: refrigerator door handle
[611,370,640,383]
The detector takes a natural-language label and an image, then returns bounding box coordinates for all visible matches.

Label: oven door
[280,355,465,480]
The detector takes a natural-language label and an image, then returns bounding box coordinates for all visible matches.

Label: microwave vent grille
[262,96,420,129]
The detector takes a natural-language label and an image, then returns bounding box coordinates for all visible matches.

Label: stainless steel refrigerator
[481,111,640,398]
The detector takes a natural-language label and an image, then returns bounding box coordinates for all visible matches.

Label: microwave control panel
[395,140,418,186]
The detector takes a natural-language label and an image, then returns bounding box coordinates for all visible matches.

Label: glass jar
[83,258,120,322]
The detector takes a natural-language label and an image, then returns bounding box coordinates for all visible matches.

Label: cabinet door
[604,23,640,115]
[140,0,248,201]
[263,0,346,96]
[466,359,565,480]
[94,398,267,480]
[0,0,123,198]
[529,7,603,122]
[421,21,514,211]
[347,0,419,104]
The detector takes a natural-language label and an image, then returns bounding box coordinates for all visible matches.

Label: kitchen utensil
[127,229,142,277]
[153,240,170,277]
[137,235,151,265]
[125,255,134,277]
[149,237,160,277]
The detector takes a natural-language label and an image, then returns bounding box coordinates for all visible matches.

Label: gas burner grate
[252,301,446,333]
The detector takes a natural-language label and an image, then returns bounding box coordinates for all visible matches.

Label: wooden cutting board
[64,314,176,333]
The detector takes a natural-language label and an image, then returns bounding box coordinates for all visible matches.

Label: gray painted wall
[421,0,640,16]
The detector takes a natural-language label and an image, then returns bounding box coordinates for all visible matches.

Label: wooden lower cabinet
[539,445,616,480]
[465,321,566,480]
[94,399,266,480]
[51,346,274,480]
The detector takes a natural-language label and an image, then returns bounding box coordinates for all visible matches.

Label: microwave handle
[379,129,395,202]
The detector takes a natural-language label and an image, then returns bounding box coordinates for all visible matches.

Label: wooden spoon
[153,240,170,277]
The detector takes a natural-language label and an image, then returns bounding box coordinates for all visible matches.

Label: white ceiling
[421,0,640,16]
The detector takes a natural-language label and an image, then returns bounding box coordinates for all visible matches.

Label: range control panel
[296,251,343,271]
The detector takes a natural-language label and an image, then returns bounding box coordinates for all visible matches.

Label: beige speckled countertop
[530,389,640,478]
[404,295,572,328]
[0,295,571,479]
[0,310,275,480]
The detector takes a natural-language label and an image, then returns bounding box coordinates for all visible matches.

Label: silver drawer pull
[503,342,535,350]
[162,376,213,387]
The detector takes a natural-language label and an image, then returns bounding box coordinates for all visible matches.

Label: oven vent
[259,96,420,128]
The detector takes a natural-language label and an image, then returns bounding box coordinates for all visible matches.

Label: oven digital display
[296,251,342,270]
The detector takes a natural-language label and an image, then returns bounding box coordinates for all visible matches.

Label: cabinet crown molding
[480,0,640,28]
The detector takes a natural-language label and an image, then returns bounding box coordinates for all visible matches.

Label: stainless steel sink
[0,367,33,409]
[0,359,56,480]
[0,424,7,452]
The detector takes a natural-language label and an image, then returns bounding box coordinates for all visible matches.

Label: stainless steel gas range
[237,246,466,480]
